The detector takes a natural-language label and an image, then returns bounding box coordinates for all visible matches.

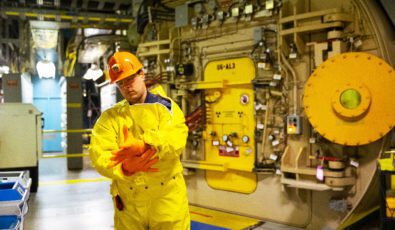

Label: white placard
[269,153,278,161]
[273,74,282,80]
[350,159,359,168]
[258,62,266,69]
[272,140,280,146]
[309,138,316,144]
[289,53,297,59]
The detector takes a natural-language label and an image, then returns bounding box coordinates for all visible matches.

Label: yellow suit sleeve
[89,111,133,181]
[142,100,188,160]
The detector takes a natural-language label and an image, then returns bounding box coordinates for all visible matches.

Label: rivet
[355,55,359,58]
[130,187,133,190]
[145,186,148,189]
[161,182,164,186]
[379,62,383,66]
[343,55,347,59]
[389,70,393,74]
[367,57,371,60]
[321,65,325,69]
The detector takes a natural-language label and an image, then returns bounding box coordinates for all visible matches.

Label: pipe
[260,91,271,163]
[280,51,298,114]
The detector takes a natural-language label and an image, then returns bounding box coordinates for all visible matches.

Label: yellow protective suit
[89,90,190,230]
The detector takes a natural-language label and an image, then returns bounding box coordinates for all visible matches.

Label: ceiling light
[78,43,108,63]
[83,64,103,81]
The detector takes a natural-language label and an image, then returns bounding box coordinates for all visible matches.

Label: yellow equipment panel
[204,57,257,194]
[304,52,395,146]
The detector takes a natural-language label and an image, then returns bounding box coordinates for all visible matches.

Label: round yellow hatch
[303,52,395,146]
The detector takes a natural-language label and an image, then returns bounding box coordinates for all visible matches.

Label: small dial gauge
[242,135,249,143]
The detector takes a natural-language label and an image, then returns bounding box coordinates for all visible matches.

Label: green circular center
[340,89,361,109]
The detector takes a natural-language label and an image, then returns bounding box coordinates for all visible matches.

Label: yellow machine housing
[304,52,395,146]
[204,57,257,194]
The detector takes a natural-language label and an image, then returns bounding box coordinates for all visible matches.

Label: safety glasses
[116,73,139,88]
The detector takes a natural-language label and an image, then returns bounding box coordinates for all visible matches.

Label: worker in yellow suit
[89,51,190,230]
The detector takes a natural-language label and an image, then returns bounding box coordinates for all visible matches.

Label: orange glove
[120,125,149,153]
[108,147,159,175]
[121,148,159,176]
[108,125,159,175]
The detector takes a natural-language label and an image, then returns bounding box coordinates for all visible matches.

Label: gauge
[240,94,249,104]
[222,134,229,142]
[242,135,249,143]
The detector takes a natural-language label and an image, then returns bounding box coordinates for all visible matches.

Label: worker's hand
[120,125,149,152]
[122,148,159,175]
[109,148,159,176]
[108,125,151,167]
[108,147,141,168]
[107,125,159,175]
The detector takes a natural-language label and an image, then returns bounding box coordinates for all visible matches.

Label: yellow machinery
[203,57,257,194]
[59,0,395,228]
[304,52,395,146]
[129,0,395,228]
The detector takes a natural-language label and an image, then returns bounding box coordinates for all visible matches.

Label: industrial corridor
[1,0,395,229]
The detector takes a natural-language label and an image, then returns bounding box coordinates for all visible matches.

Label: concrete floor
[25,158,113,230]
[22,157,378,230]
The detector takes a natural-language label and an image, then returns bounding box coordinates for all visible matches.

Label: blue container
[0,215,20,230]
[0,182,25,202]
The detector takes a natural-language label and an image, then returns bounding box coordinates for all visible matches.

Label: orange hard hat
[108,52,143,83]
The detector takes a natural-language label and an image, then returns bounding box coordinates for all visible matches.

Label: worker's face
[116,70,147,104]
